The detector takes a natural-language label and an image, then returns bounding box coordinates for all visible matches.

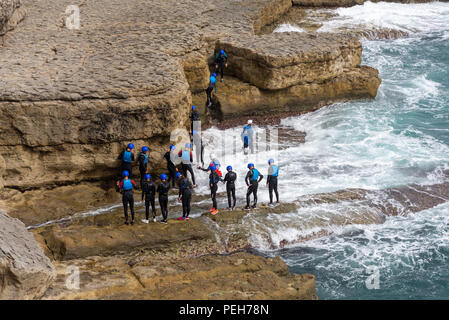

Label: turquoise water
[201,2,449,299]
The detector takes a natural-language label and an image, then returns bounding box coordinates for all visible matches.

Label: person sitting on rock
[241,120,254,154]
[206,74,217,107]
[176,172,193,221]
[215,49,228,82]
[116,170,137,225]
[245,163,264,210]
[117,143,135,177]
[157,174,170,224]
[266,158,279,205]
[163,145,178,187]
[141,174,156,224]
[138,146,149,189]
[223,165,237,211]
[178,143,197,187]
[208,165,222,215]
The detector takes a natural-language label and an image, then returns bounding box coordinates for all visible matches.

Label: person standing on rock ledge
[266,158,280,205]
[176,172,193,221]
[118,143,135,177]
[116,170,137,225]
[141,174,156,224]
[138,146,150,189]
[178,143,197,187]
[245,163,263,210]
[215,49,228,82]
[223,165,237,210]
[164,145,178,187]
[208,165,222,215]
[157,174,170,224]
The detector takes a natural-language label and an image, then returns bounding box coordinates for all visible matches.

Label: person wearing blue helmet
[164,145,178,187]
[141,173,156,223]
[157,174,170,224]
[117,143,135,177]
[223,165,237,210]
[178,143,196,187]
[208,165,222,215]
[245,163,264,210]
[206,75,217,107]
[138,146,150,189]
[190,105,200,136]
[176,172,193,221]
[215,49,228,82]
[267,158,280,205]
[241,120,254,154]
[116,170,137,225]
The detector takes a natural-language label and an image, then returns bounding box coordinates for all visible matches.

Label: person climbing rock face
[117,170,137,225]
[215,49,228,82]
[266,158,279,205]
[208,165,222,215]
[141,173,156,224]
[118,143,135,177]
[190,105,200,136]
[223,165,237,210]
[245,163,264,210]
[206,74,217,107]
[164,145,178,187]
[176,172,193,221]
[157,174,170,224]
[138,146,149,189]
[242,120,254,154]
[178,143,197,187]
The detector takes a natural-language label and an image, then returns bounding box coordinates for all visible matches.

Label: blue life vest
[144,153,148,164]
[123,179,133,191]
[123,150,132,163]
[272,165,279,177]
[181,150,190,162]
[251,168,260,181]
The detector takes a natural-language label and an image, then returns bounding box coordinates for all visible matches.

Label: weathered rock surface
[0,0,25,37]
[0,209,56,299]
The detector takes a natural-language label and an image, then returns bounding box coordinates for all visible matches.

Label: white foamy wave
[318,1,449,35]
[274,23,304,33]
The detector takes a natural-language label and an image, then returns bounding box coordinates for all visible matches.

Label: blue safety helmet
[145,174,151,180]
[210,165,216,172]
[185,143,192,149]
[268,158,274,165]
[170,145,176,151]
[226,165,232,171]
[142,146,149,152]
[247,163,254,169]
[192,105,196,110]
[210,76,216,84]
[160,173,167,180]
[212,73,217,77]
[220,49,225,55]
[127,143,135,150]
[122,170,129,177]
[192,130,197,135]
[176,172,182,179]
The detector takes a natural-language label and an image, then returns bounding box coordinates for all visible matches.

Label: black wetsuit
[117,149,135,177]
[209,171,221,209]
[178,177,193,218]
[190,110,200,136]
[245,168,264,208]
[137,151,148,189]
[267,165,279,204]
[179,150,196,185]
[117,178,137,223]
[157,181,170,222]
[142,180,156,220]
[164,151,178,187]
[206,80,216,107]
[215,53,228,80]
[223,171,237,209]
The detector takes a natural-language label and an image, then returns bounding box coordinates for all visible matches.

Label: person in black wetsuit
[215,49,228,82]
[266,158,280,205]
[245,163,264,210]
[223,165,237,210]
[138,146,149,189]
[116,170,137,225]
[117,143,135,177]
[176,172,193,221]
[141,173,156,223]
[157,174,170,224]
[178,143,197,187]
[209,165,221,214]
[163,145,178,187]
[190,105,200,137]
[206,75,217,107]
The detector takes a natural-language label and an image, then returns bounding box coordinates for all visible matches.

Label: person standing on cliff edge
[215,49,228,82]
[116,170,137,225]
[118,143,135,177]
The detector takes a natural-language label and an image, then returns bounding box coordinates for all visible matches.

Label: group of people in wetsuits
[115,49,279,225]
